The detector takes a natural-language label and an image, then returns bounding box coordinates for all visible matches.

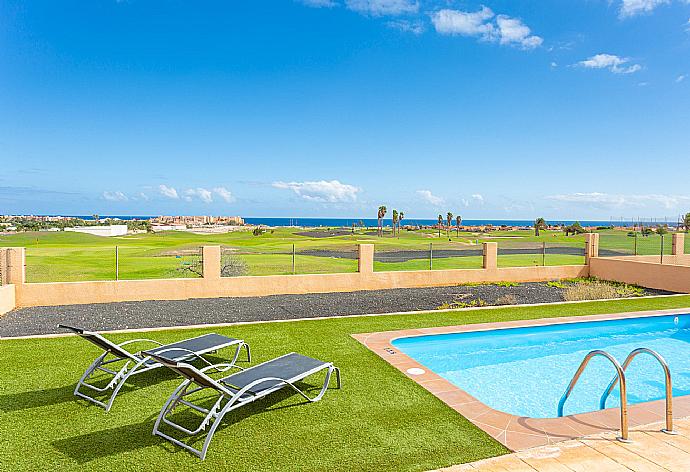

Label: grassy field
[2,296,690,471]
[0,227,677,282]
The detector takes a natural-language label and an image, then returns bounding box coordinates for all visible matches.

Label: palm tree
[437,214,443,238]
[399,211,404,237]
[534,217,547,237]
[391,210,398,238]
[377,206,387,237]
[92,214,100,226]
[684,213,690,232]
[446,212,453,238]
[456,215,462,237]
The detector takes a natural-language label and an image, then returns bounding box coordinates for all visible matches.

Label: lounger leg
[199,400,234,460]
[154,379,192,436]
[104,357,149,412]
[244,342,251,363]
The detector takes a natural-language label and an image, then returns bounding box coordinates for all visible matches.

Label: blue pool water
[392,315,690,418]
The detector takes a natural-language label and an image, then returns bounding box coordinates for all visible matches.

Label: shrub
[221,254,249,277]
[495,294,518,305]
[546,280,566,289]
[563,281,619,301]
[495,281,520,287]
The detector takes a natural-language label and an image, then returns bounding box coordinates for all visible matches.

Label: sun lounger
[147,351,341,459]
[59,325,250,412]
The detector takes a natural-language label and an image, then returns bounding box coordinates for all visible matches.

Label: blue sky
[1,0,689,220]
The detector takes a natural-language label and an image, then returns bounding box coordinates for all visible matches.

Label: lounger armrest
[118,339,164,348]
[199,363,244,373]
[145,347,214,366]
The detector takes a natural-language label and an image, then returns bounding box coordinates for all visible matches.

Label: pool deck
[354,308,690,452]
[438,417,690,471]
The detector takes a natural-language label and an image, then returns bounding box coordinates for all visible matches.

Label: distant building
[151,224,187,232]
[151,215,244,226]
[65,225,128,237]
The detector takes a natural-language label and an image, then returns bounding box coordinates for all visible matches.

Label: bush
[563,281,619,301]
[221,254,249,277]
[495,294,518,305]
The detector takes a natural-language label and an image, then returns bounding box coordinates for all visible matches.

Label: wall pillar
[202,246,221,279]
[483,242,497,270]
[673,233,685,255]
[358,244,374,274]
[585,233,599,264]
[4,247,26,285]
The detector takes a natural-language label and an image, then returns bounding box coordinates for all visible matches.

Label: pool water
[392,315,690,418]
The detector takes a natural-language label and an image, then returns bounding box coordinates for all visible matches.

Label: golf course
[0,227,683,283]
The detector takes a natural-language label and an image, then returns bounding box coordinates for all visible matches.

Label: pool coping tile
[353,308,690,452]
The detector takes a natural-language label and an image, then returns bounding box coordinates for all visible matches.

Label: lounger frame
[151,352,341,460]
[61,326,250,412]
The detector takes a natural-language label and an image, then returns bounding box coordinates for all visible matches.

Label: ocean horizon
[44,215,679,228]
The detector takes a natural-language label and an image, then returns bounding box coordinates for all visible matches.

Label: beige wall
[590,257,690,293]
[14,264,589,308]
[0,284,16,316]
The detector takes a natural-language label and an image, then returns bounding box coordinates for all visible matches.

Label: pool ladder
[557,348,675,442]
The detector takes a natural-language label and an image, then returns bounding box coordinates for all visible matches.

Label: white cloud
[416,189,445,206]
[619,0,670,18]
[213,187,235,203]
[431,7,542,49]
[184,188,213,203]
[550,61,559,68]
[134,192,150,201]
[495,15,543,49]
[577,54,642,74]
[677,74,687,82]
[159,185,179,199]
[102,191,128,202]
[547,192,690,209]
[387,19,425,35]
[472,194,484,204]
[272,180,360,203]
[345,0,418,16]
[431,7,495,39]
[299,0,338,7]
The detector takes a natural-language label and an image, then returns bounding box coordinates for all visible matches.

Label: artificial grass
[2,295,690,471]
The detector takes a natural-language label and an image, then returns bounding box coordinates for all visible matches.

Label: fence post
[201,246,221,279]
[115,246,119,281]
[429,243,433,271]
[660,235,664,265]
[634,232,638,256]
[483,242,497,270]
[542,242,546,266]
[358,244,374,274]
[672,233,685,255]
[292,244,296,274]
[4,247,26,285]
[584,233,599,265]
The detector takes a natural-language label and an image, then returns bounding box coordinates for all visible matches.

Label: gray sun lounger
[147,351,341,460]
[59,325,251,412]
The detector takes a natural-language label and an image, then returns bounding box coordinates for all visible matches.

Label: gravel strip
[0,283,676,338]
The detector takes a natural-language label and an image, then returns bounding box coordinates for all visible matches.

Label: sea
[58,216,674,228]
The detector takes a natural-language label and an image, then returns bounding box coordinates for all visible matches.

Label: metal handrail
[558,350,629,442]
[600,347,675,434]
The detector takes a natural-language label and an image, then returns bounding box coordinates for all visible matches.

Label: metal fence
[25,246,204,283]
[221,245,359,277]
[599,232,673,258]
[374,243,484,272]
[496,240,586,267]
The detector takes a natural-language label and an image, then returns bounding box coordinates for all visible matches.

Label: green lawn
[2,295,690,471]
[0,228,592,282]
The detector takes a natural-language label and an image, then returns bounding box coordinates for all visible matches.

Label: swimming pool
[392,314,690,418]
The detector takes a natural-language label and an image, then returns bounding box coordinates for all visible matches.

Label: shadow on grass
[51,382,328,463]
[0,368,177,413]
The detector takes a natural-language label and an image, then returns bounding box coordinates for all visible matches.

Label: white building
[65,225,128,237]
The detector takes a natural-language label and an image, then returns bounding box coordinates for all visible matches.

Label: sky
[1,0,689,221]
